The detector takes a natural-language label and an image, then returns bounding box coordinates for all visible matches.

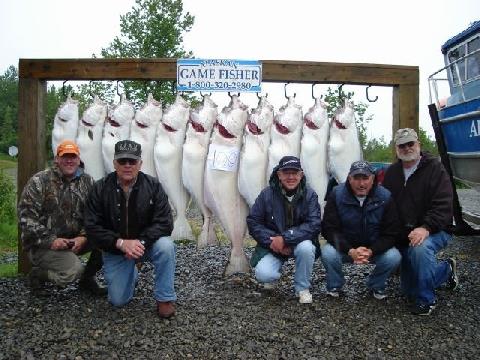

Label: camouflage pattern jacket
[18,165,94,251]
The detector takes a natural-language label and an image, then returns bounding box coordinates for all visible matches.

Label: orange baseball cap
[56,140,80,157]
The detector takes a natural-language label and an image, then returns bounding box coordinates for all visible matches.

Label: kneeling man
[85,140,177,318]
[321,160,401,299]
[247,156,322,304]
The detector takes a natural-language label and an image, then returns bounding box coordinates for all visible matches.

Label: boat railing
[428,48,480,107]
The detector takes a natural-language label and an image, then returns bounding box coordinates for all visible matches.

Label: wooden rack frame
[17,58,419,272]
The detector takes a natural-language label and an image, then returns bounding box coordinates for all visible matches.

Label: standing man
[247,156,321,304]
[383,128,458,315]
[18,140,105,295]
[84,140,176,318]
[321,161,401,299]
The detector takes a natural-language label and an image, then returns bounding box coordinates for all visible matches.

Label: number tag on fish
[207,144,240,172]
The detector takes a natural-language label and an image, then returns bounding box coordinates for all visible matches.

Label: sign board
[177,59,261,93]
[8,146,18,157]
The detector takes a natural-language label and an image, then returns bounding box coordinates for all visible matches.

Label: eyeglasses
[117,158,139,166]
[398,141,416,149]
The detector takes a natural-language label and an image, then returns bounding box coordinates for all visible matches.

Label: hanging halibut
[102,95,134,174]
[154,94,194,241]
[300,97,329,209]
[267,96,303,178]
[204,95,249,276]
[130,94,162,177]
[327,100,362,183]
[52,94,79,156]
[182,94,219,248]
[76,96,107,180]
[238,95,274,207]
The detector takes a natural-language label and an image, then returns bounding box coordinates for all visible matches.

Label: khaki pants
[29,248,85,287]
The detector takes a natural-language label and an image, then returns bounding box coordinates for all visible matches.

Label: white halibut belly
[301,130,329,207]
[77,124,105,180]
[154,133,193,241]
[204,167,248,242]
[238,141,268,207]
[328,129,362,183]
[131,128,156,177]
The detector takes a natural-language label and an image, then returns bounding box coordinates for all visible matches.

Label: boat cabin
[442,20,480,106]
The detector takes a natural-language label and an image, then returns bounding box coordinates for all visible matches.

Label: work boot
[157,301,176,319]
[29,266,48,290]
[79,249,107,296]
[79,276,107,296]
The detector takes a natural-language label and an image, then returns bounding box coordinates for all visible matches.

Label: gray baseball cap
[394,128,418,146]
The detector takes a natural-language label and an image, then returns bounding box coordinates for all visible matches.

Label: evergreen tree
[99,0,195,106]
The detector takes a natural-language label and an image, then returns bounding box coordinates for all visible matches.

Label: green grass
[0,262,19,278]
[0,222,17,252]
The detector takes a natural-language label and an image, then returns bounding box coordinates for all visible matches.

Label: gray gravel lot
[1,235,479,359]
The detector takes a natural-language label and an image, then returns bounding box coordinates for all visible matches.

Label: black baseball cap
[114,140,142,160]
[277,156,302,171]
[348,160,375,176]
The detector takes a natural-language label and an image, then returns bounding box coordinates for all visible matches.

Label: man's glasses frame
[397,141,416,149]
[117,158,139,166]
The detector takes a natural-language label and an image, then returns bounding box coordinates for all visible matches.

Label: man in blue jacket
[247,156,322,304]
[321,160,402,300]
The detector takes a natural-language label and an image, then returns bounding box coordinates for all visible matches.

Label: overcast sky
[0,0,478,139]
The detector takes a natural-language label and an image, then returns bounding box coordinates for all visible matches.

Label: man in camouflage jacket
[18,140,105,295]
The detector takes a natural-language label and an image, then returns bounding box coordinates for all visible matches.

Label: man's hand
[269,236,285,254]
[408,227,429,247]
[71,236,87,254]
[51,238,71,250]
[117,239,145,260]
[348,247,371,264]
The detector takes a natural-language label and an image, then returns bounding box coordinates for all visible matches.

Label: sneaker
[326,288,340,298]
[411,302,437,316]
[446,258,459,291]
[372,290,387,300]
[157,301,176,318]
[298,289,313,304]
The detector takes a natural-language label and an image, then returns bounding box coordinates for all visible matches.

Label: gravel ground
[1,235,480,359]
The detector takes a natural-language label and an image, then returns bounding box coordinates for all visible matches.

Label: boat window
[448,46,466,86]
[467,36,480,80]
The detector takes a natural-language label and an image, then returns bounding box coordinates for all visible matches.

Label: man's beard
[397,147,421,162]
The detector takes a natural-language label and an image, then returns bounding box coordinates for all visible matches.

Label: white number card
[207,144,240,172]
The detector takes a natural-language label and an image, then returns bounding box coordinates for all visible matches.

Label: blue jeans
[321,243,401,292]
[102,236,176,307]
[254,240,316,293]
[400,231,452,306]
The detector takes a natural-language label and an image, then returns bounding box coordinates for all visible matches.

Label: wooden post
[17,78,47,274]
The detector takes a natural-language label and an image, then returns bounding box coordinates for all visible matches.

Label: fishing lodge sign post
[17,58,419,273]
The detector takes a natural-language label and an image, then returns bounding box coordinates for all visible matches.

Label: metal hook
[116,81,123,97]
[62,80,68,99]
[284,83,296,99]
[366,85,378,102]
[200,91,212,98]
[228,92,240,98]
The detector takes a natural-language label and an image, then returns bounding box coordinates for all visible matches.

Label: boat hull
[438,97,480,191]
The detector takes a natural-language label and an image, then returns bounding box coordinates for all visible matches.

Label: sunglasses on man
[397,141,416,149]
[117,158,139,166]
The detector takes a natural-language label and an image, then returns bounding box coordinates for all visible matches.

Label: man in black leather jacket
[85,140,176,318]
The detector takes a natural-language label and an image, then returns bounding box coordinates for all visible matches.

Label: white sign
[207,144,240,172]
[8,146,18,157]
[177,59,262,93]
